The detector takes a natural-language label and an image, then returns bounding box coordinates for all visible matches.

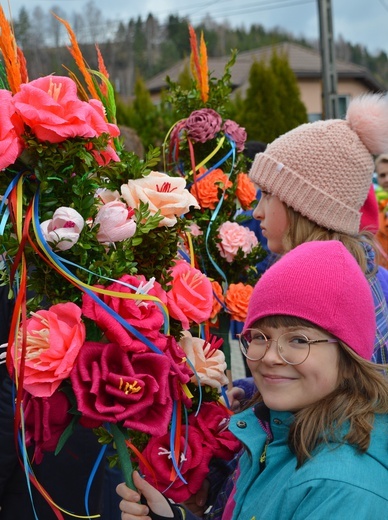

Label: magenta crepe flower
[70,341,177,435]
[139,425,213,502]
[82,274,168,352]
[188,402,242,460]
[23,389,73,464]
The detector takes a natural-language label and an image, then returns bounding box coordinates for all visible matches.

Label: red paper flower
[23,389,73,464]
[70,341,180,435]
[139,425,213,502]
[82,274,168,352]
[188,402,241,459]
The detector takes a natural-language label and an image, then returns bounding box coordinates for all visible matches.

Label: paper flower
[138,425,213,502]
[40,206,85,251]
[13,76,120,143]
[82,274,167,352]
[11,302,86,397]
[121,171,199,227]
[179,331,229,390]
[222,119,247,152]
[189,169,233,210]
[94,200,136,243]
[225,283,254,322]
[166,260,213,330]
[0,89,24,170]
[217,221,258,263]
[185,108,222,143]
[70,342,176,435]
[236,172,257,209]
[188,402,241,459]
[210,280,224,320]
[23,390,73,464]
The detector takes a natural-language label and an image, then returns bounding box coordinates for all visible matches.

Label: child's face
[252,191,288,254]
[376,161,388,191]
[247,324,340,412]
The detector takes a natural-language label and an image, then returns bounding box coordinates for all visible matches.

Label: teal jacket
[223,406,388,520]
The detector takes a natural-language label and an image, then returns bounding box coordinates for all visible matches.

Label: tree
[238,59,282,143]
[270,50,308,134]
[235,50,307,143]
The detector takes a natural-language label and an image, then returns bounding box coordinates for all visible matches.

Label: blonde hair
[282,205,377,275]
[248,315,388,467]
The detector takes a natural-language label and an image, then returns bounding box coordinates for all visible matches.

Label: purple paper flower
[185,108,222,143]
[222,119,247,152]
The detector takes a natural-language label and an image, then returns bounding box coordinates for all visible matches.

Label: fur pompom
[346,93,388,155]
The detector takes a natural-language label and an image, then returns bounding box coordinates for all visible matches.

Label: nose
[260,339,286,364]
[252,198,264,220]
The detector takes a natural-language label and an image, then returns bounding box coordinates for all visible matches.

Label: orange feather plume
[95,44,109,97]
[53,13,99,100]
[188,25,209,103]
[0,6,22,93]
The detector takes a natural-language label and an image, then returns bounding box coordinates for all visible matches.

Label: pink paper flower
[217,221,258,263]
[13,76,119,143]
[12,302,86,397]
[139,425,213,502]
[94,200,136,243]
[188,402,242,460]
[82,274,168,351]
[185,108,222,143]
[70,341,176,435]
[23,389,73,464]
[166,260,213,330]
[40,206,84,251]
[179,331,228,390]
[0,89,24,169]
[222,119,247,152]
[121,171,199,227]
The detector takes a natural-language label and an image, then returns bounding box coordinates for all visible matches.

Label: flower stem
[111,423,135,491]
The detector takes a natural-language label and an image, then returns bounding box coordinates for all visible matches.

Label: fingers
[195,478,210,507]
[227,387,246,411]
[116,471,174,519]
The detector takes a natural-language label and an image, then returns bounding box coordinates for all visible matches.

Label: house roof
[146,42,383,93]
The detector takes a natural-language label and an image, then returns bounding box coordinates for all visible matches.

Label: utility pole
[318,0,339,119]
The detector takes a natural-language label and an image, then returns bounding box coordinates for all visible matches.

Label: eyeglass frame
[237,328,339,366]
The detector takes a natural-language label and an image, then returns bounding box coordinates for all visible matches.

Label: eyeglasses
[238,329,338,366]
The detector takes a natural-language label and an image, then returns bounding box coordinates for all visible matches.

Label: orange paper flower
[210,280,224,319]
[225,283,254,322]
[190,169,233,210]
[236,172,257,209]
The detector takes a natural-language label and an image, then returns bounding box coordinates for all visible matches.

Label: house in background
[146,42,384,122]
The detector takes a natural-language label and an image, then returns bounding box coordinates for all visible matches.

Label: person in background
[116,240,388,519]
[374,154,388,268]
[247,93,388,366]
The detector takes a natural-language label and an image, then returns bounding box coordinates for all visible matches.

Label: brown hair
[248,315,388,467]
[282,205,377,275]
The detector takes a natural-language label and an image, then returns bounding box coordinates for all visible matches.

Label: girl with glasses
[116,240,388,519]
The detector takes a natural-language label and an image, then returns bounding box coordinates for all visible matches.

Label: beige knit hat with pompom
[249,94,388,234]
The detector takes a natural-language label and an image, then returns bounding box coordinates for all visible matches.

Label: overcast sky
[2,0,388,55]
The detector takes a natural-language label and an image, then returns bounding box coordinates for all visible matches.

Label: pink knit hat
[244,240,375,359]
[249,94,388,235]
